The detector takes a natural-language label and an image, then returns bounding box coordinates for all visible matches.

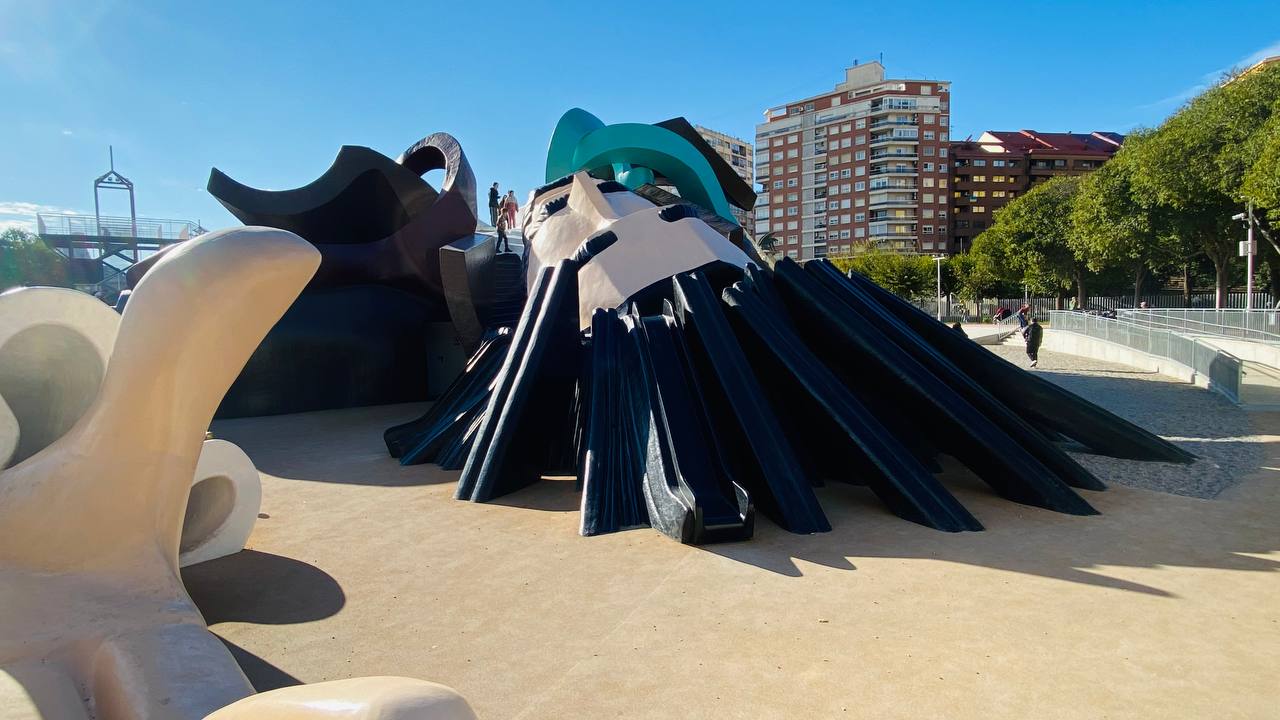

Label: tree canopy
[1,228,68,291]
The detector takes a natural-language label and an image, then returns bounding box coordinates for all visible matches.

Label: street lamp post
[934,255,945,321]
[1235,205,1256,311]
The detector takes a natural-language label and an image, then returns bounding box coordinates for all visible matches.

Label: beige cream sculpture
[0,287,262,567]
[0,227,475,719]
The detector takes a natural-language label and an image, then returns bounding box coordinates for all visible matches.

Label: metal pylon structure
[94,146,138,260]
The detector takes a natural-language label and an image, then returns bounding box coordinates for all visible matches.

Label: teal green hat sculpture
[544,108,739,225]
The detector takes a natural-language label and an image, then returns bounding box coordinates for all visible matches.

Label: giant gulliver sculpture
[387,109,1193,545]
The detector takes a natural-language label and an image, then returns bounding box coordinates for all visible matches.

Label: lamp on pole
[1234,206,1255,311]
[933,255,945,321]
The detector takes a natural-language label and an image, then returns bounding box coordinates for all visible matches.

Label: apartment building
[949,130,1124,253]
[694,125,754,227]
[754,61,952,260]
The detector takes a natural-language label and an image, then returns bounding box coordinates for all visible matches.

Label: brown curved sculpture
[207,132,477,297]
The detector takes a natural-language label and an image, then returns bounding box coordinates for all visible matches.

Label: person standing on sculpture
[1024,317,1043,368]
[504,190,518,230]
[488,182,501,226]
[495,205,511,253]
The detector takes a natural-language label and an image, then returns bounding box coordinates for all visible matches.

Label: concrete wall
[1042,329,1198,384]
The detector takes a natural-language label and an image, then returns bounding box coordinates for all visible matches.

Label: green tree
[829,250,935,299]
[1070,136,1186,307]
[1127,63,1280,305]
[0,228,68,291]
[980,175,1088,307]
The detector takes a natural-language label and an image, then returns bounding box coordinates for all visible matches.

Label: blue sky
[2,0,1278,232]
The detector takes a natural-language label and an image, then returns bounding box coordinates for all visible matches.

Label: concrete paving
[194,373,1280,719]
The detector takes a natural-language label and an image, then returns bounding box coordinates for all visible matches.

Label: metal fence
[986,291,1274,316]
[1048,310,1241,403]
[1116,309,1280,344]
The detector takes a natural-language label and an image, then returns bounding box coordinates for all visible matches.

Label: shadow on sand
[183,549,346,625]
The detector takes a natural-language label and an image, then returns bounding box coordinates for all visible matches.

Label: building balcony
[870,135,919,147]
[869,167,918,176]
[869,182,918,192]
[870,214,918,222]
[869,118,917,129]
[869,102,918,115]
[870,151,918,162]
[868,198,917,208]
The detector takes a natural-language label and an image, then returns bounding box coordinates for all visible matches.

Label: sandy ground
[192,361,1280,719]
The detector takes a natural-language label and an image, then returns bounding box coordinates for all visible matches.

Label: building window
[855,150,866,161]
[923,193,934,203]
[840,199,851,209]
[923,130,935,140]
[787,192,798,201]
[939,210,947,219]
[773,151,783,161]
[854,181,865,191]
[923,208,934,219]
[974,206,986,213]
[841,123,852,132]
[855,119,866,129]
[787,149,799,159]
[993,159,1005,167]
[924,146,935,156]
[787,134,798,144]
[924,114,936,124]
[974,175,986,182]
[940,115,949,126]
[841,183,851,193]
[773,180,783,189]
[993,175,1006,183]
[939,148,948,157]
[940,133,948,142]
[840,169,851,179]
[840,230,851,239]
[854,228,865,238]
[854,197,864,207]
[855,166,865,176]
[786,206,798,216]
[773,167,782,176]
[854,212,865,222]
[786,178,798,187]
[923,163,934,172]
[855,135,866,145]
[788,235,798,245]
[787,220,798,230]
[920,85,932,95]
[993,190,1007,198]
[828,171,839,180]
[923,178,935,188]
[788,164,798,173]
[923,225,934,234]
[787,250,798,259]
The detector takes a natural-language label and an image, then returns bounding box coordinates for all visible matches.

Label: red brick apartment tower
[949,130,1124,253]
[753,61,953,260]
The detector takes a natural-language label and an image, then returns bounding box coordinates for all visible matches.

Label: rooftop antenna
[94,144,138,243]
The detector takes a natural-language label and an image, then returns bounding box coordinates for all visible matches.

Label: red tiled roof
[983,130,1124,155]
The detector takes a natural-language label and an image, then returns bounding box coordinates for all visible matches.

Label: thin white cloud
[1138,39,1280,111]
[0,201,83,233]
[61,129,73,136]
